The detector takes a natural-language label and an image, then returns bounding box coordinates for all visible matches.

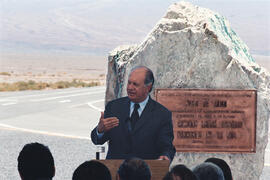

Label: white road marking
[69,103,88,108]
[0,123,90,140]
[2,102,17,106]
[59,99,71,103]
[0,98,17,102]
[30,90,105,102]
[87,99,104,112]
[1,122,269,166]
[0,86,105,99]
[0,119,270,166]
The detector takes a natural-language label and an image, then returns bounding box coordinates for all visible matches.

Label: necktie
[130,103,140,130]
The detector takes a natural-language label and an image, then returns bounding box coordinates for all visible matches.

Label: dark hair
[144,67,154,88]
[130,66,155,92]
[17,142,55,180]
[72,160,112,180]
[118,158,151,180]
[163,164,198,180]
[192,162,225,180]
[205,158,233,180]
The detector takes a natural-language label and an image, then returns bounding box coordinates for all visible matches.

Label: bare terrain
[0,53,268,88]
[0,52,107,85]
[0,0,269,86]
[1,0,269,56]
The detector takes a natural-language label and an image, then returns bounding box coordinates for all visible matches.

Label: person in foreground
[205,157,233,180]
[72,160,111,180]
[17,142,55,180]
[163,164,198,180]
[91,66,175,161]
[117,158,151,180]
[192,162,225,180]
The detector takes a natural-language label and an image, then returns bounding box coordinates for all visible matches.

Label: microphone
[96,146,105,160]
[96,152,100,160]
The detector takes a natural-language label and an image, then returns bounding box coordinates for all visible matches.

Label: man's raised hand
[97,112,119,133]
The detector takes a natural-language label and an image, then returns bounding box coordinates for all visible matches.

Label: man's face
[127,68,151,103]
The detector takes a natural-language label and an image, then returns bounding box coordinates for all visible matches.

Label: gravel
[0,127,96,180]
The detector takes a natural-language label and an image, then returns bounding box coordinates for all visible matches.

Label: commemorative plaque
[155,89,256,153]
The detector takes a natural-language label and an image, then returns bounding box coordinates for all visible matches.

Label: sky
[0,0,269,56]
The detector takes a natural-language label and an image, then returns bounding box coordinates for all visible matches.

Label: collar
[130,95,149,116]
[130,95,149,108]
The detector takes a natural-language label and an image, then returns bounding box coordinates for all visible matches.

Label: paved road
[0,87,106,179]
[0,86,269,179]
[0,86,105,137]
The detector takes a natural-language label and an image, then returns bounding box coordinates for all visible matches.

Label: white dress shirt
[96,95,150,137]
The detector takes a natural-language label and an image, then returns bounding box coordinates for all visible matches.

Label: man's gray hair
[192,162,225,180]
[130,66,154,92]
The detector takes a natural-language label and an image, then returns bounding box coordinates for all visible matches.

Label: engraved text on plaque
[155,89,256,153]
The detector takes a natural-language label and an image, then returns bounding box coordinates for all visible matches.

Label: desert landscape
[0,52,107,91]
[0,0,269,91]
[253,55,270,72]
[0,52,269,91]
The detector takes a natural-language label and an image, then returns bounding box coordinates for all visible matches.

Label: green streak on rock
[209,14,255,64]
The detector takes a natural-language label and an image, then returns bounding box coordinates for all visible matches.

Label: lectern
[97,160,170,180]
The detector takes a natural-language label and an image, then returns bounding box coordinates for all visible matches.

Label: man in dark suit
[91,66,175,161]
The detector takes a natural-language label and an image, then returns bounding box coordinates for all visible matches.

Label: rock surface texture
[105,1,270,179]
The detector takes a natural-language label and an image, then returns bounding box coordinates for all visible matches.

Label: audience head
[205,158,233,180]
[192,162,225,180]
[17,142,55,180]
[163,164,197,180]
[72,160,112,180]
[117,158,151,180]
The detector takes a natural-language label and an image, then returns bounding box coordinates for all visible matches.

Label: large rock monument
[105,1,270,179]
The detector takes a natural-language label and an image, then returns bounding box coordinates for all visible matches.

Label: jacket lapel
[132,96,155,134]
[120,97,131,135]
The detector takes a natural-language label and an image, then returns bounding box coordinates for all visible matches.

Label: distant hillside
[1,0,269,56]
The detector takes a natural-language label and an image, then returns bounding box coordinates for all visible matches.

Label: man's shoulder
[149,97,171,114]
[107,96,129,106]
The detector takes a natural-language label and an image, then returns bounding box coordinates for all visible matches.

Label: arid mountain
[0,0,269,56]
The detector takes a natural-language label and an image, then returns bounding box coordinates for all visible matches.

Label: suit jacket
[91,96,176,160]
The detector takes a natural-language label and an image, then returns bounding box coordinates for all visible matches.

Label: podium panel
[98,160,170,180]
